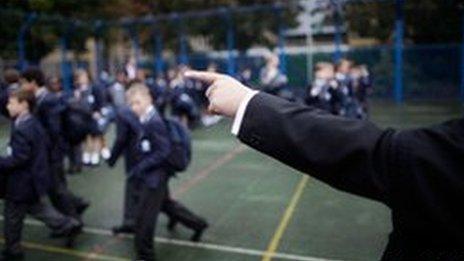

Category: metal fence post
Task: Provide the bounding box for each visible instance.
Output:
[18,13,36,71]
[394,0,404,104]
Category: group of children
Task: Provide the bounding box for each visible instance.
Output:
[0,55,372,260]
[305,59,373,119]
[0,66,209,261]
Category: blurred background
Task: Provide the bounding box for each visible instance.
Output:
[0,1,463,261]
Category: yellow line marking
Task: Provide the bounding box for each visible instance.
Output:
[262,175,309,261]
[0,238,129,261]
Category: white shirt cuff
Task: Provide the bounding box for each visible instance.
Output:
[231,90,259,136]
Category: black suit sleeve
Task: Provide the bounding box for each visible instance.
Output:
[0,130,31,171]
[237,92,395,203]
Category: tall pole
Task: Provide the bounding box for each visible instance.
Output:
[394,0,404,104]
[225,9,236,76]
[60,25,72,93]
[18,13,36,71]
[94,20,103,84]
[153,26,164,76]
[460,5,464,103]
[127,24,141,68]
[277,7,287,74]
[332,0,342,63]
[177,16,188,65]
[305,0,314,86]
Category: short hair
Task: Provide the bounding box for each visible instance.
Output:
[335,59,353,70]
[126,83,152,101]
[314,62,334,72]
[10,89,36,112]
[4,69,20,84]
[21,67,45,87]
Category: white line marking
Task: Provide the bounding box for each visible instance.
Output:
[0,217,342,261]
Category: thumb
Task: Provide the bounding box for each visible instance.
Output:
[184,70,222,84]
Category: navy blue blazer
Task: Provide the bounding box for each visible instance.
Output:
[109,107,170,188]
[35,89,66,163]
[0,115,51,203]
[133,110,171,188]
[108,106,140,173]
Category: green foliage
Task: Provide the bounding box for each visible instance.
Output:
[345,0,462,44]
[0,0,299,62]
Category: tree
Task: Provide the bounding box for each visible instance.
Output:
[345,0,462,44]
[0,0,299,62]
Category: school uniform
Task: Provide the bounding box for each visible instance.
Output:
[108,106,141,229]
[130,106,171,260]
[109,107,208,241]
[0,113,80,258]
[35,88,88,218]
[108,81,126,108]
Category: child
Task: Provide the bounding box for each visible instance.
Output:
[108,88,208,243]
[111,83,171,261]
[73,69,108,166]
[0,89,82,260]
[21,67,90,220]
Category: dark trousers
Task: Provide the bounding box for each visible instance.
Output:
[161,187,208,231]
[68,144,82,170]
[134,179,166,261]
[122,178,207,231]
[3,199,75,255]
[122,178,141,227]
[48,162,85,218]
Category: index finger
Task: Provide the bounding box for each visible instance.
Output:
[184,70,222,84]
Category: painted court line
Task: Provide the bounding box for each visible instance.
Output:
[0,238,128,261]
[2,217,341,261]
[173,144,247,198]
[262,175,310,261]
[86,144,246,259]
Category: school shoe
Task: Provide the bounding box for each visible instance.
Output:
[0,251,24,261]
[65,222,84,248]
[90,153,100,166]
[111,225,134,235]
[82,152,91,166]
[191,222,209,242]
[50,219,83,247]
[167,218,178,232]
[100,148,111,160]
[76,200,91,216]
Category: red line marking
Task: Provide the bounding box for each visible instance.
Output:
[173,145,246,198]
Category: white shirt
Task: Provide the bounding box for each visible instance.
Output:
[231,90,259,136]
[140,105,156,124]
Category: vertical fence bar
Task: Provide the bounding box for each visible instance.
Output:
[18,13,36,71]
[177,16,189,65]
[225,9,236,76]
[277,7,287,74]
[332,1,342,63]
[128,24,141,68]
[153,26,164,75]
[394,0,404,104]
[460,7,464,103]
[94,20,103,84]
[60,29,71,93]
